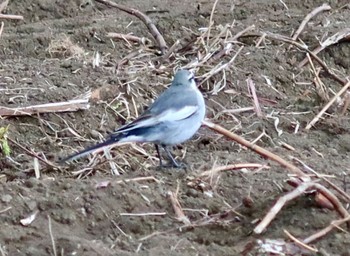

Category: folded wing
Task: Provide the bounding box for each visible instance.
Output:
[114,105,198,135]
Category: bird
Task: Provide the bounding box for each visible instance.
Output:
[60,69,206,168]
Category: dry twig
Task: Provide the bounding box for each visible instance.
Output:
[0,13,23,20]
[292,157,350,203]
[284,229,318,253]
[0,21,4,38]
[48,215,57,256]
[0,98,90,117]
[198,45,244,86]
[206,0,219,45]
[139,209,240,241]
[306,80,350,129]
[160,39,180,61]
[167,183,190,225]
[341,91,350,115]
[247,77,263,118]
[0,0,9,13]
[299,28,350,68]
[291,3,331,41]
[303,215,350,244]
[200,163,268,177]
[94,0,167,54]
[202,120,309,179]
[7,137,60,169]
[107,32,151,45]
[254,182,350,234]
[0,0,23,20]
[202,120,350,238]
[265,33,348,86]
[208,25,255,64]
[95,176,161,188]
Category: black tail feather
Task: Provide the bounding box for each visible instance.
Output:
[59,137,120,163]
[59,126,154,164]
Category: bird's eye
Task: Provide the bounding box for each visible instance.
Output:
[188,74,195,81]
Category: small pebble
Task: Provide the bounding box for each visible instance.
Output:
[1,194,13,203]
[90,129,101,139]
[328,148,338,156]
[186,188,199,198]
[26,201,38,211]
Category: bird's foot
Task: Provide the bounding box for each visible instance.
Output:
[157,161,187,170]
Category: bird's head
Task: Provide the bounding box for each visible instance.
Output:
[172,69,196,88]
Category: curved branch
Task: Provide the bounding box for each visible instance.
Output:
[94,0,167,54]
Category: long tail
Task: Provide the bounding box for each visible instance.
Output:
[60,137,120,163]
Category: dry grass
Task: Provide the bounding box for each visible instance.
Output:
[47,34,86,59]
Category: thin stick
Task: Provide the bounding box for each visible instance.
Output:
[0,206,12,214]
[139,208,246,242]
[284,230,318,252]
[312,182,350,221]
[48,215,57,256]
[207,42,233,64]
[292,157,350,202]
[341,91,350,115]
[121,176,160,183]
[115,49,143,70]
[247,77,263,117]
[206,0,220,45]
[303,215,350,244]
[120,212,166,216]
[230,24,255,42]
[0,98,90,117]
[306,50,347,86]
[199,45,244,86]
[265,33,348,86]
[254,182,350,234]
[0,21,4,38]
[0,13,23,20]
[254,182,311,234]
[94,0,167,54]
[0,244,5,256]
[292,4,331,41]
[0,0,9,13]
[95,176,161,189]
[200,163,268,177]
[255,32,266,47]
[167,185,190,225]
[202,120,309,179]
[306,81,350,129]
[107,32,151,45]
[161,39,180,60]
[299,28,350,68]
[7,137,60,169]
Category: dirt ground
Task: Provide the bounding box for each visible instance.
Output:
[1,0,350,255]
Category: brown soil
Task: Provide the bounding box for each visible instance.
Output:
[1,0,350,255]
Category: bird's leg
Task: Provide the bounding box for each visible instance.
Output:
[162,145,185,168]
[154,144,163,167]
